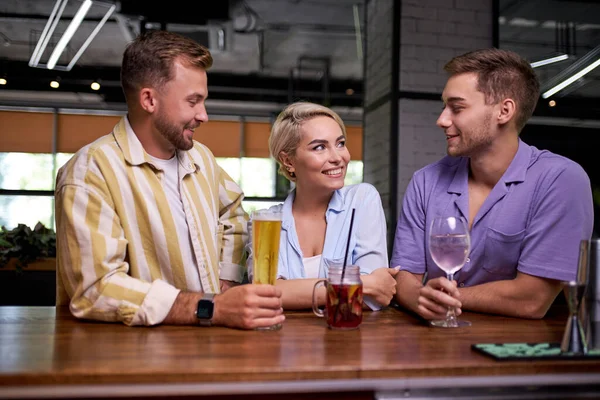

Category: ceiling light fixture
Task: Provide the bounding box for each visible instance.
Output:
[50,80,60,89]
[91,81,100,90]
[47,0,93,70]
[541,44,600,99]
[29,0,68,68]
[0,78,7,85]
[530,54,569,68]
[542,58,600,98]
[29,0,116,71]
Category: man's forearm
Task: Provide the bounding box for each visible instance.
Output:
[163,291,204,325]
[460,274,562,319]
[394,271,424,315]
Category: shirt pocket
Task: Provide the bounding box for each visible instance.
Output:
[482,227,525,277]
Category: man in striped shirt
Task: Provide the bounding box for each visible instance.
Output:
[55,30,284,329]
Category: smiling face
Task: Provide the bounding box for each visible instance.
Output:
[437,72,498,158]
[286,116,350,193]
[152,60,209,153]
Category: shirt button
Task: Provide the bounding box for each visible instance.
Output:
[466,258,470,263]
[459,283,465,287]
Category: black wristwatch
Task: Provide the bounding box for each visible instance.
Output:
[196,293,216,326]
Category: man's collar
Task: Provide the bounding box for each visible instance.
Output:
[113,116,147,166]
[447,139,531,194]
[499,138,531,184]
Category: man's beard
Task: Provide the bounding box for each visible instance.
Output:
[154,110,196,151]
[449,112,493,157]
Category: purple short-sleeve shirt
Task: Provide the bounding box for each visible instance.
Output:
[390,140,594,285]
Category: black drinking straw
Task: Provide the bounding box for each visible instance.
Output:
[334,208,356,323]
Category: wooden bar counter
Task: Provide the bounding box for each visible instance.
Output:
[1,305,599,399]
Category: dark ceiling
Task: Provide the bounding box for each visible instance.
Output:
[0,0,599,120]
[0,0,364,111]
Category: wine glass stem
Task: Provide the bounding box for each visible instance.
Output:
[446,272,458,327]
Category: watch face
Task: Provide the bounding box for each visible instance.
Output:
[197,298,214,320]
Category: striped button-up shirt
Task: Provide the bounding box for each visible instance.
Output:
[55,117,248,326]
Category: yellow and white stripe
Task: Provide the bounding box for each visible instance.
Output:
[55,117,248,326]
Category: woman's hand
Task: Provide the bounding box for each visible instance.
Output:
[361,268,399,306]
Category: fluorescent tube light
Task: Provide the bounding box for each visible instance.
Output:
[29,0,68,67]
[66,3,115,70]
[531,54,569,68]
[47,0,93,70]
[542,57,600,98]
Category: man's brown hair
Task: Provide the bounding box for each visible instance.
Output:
[444,48,539,132]
[120,30,213,103]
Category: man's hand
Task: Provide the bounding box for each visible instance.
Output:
[211,284,285,329]
[362,268,399,306]
[220,279,239,293]
[417,277,462,320]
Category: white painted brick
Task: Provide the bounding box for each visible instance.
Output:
[400,99,438,113]
[456,22,491,38]
[400,57,438,73]
[401,18,417,34]
[454,0,491,11]
[402,5,438,20]
[402,0,428,5]
[401,44,417,58]
[437,34,489,50]
[414,46,457,62]
[476,10,493,25]
[400,81,443,93]
[417,19,456,35]
[404,71,447,88]
[400,111,438,127]
[400,31,439,46]
[407,0,454,8]
[437,59,451,73]
[438,9,475,23]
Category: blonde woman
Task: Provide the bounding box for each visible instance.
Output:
[248,102,398,310]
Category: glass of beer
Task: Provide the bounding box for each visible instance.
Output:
[312,265,363,330]
[251,209,283,330]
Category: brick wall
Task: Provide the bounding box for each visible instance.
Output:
[363,0,394,230]
[396,0,493,212]
[363,0,493,247]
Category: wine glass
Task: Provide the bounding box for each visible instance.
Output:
[428,216,471,328]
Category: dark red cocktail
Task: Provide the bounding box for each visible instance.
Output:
[326,282,363,329]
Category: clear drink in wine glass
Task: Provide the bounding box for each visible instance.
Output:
[428,216,471,328]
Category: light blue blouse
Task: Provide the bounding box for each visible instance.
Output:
[247,183,389,308]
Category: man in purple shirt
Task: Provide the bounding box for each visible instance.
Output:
[392,48,594,320]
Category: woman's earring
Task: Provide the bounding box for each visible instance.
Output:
[286,167,295,178]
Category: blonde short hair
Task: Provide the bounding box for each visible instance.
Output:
[269,102,347,182]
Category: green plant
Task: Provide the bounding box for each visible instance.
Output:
[0,222,56,272]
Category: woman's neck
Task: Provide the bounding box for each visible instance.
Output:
[292,185,334,217]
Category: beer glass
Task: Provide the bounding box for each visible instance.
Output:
[312,265,363,330]
[251,209,283,330]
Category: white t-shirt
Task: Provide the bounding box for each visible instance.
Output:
[147,153,202,292]
[302,254,322,279]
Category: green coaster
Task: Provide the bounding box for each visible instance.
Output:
[472,342,600,361]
